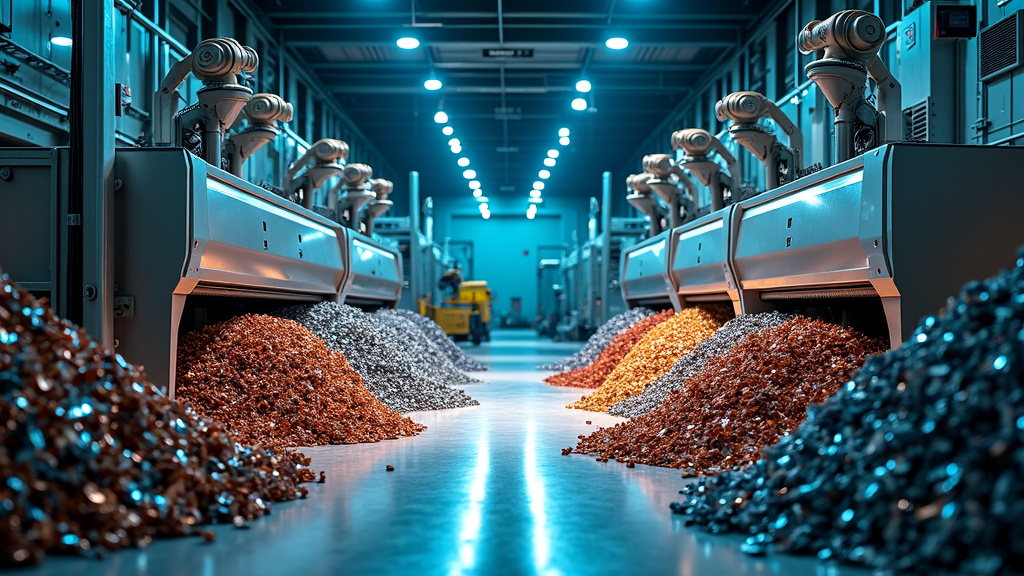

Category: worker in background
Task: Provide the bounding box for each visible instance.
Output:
[439,263,463,298]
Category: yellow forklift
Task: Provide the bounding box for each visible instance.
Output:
[420,280,493,345]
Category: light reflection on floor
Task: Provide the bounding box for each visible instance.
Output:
[21,330,869,576]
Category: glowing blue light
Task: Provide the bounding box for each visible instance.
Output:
[994,355,1008,370]
[841,509,854,522]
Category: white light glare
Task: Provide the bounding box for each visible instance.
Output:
[458,157,470,167]
[482,212,491,219]
[529,189,542,198]
[527,211,536,220]
[529,197,543,204]
[533,181,545,190]
[473,189,483,198]
[396,37,420,49]
[477,196,489,203]
[451,145,462,154]
[547,149,560,158]
[424,78,443,91]
[448,138,460,147]
[434,111,448,124]
[575,79,592,93]
[605,37,629,50]
[538,170,550,179]
[469,180,481,189]
[559,136,570,146]
[51,36,73,47]
[543,158,556,167]
[479,203,489,211]
[442,126,454,136]
[558,128,570,137]
[571,98,587,111]
[463,169,477,179]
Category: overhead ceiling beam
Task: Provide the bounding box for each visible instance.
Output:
[310,62,709,72]
[329,85,694,94]
[265,11,756,23]
[282,26,739,47]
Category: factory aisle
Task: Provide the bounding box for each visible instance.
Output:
[26,330,868,576]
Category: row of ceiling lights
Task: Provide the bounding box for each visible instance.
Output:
[433,110,491,218]
[396,35,629,92]
[527,128,570,220]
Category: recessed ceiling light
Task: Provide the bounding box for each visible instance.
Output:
[547,149,559,158]
[527,211,536,220]
[469,180,481,189]
[530,189,542,198]
[473,189,483,198]
[434,111,448,124]
[448,138,460,147]
[605,37,629,50]
[533,181,545,190]
[571,98,588,111]
[458,157,470,167]
[396,37,420,49]
[558,128,570,137]
[538,169,550,179]
[463,169,477,179]
[451,145,462,153]
[559,136,570,146]
[543,158,556,167]
[51,36,73,47]
[424,78,443,91]
[529,197,543,204]
[479,203,489,211]
[442,126,454,136]
[478,196,489,203]
[482,212,491,219]
[575,79,592,93]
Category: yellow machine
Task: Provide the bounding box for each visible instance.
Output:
[420,280,493,345]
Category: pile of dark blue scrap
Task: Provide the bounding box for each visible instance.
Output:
[672,247,1024,575]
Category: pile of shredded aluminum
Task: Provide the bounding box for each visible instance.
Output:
[372,309,481,386]
[672,248,1024,574]
[277,302,478,413]
[383,308,488,371]
[609,312,792,418]
[538,308,655,371]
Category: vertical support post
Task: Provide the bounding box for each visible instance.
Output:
[408,171,421,308]
[78,0,117,347]
[600,170,612,324]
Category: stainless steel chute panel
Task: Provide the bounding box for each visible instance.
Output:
[669,208,739,313]
[114,148,349,395]
[729,143,1024,347]
[620,230,680,311]
[340,231,402,308]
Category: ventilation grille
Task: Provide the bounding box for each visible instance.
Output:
[904,99,929,142]
[980,11,1023,81]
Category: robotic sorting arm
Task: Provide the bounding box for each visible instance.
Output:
[155,37,259,167]
[715,91,803,190]
[797,10,902,162]
[363,178,395,236]
[626,173,668,237]
[642,153,698,228]
[671,128,739,212]
[331,163,377,229]
[224,93,293,178]
[283,138,349,210]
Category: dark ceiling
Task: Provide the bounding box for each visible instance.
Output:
[252,0,773,209]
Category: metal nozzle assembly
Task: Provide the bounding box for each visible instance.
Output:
[363,178,395,236]
[224,93,294,178]
[641,153,698,228]
[283,138,349,209]
[716,91,803,190]
[156,37,260,167]
[626,173,667,237]
[332,163,377,230]
[671,128,739,212]
[797,10,902,162]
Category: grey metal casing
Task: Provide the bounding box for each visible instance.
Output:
[620,230,680,311]
[670,208,741,314]
[730,143,1024,346]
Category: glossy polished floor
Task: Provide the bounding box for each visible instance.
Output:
[23,330,869,576]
